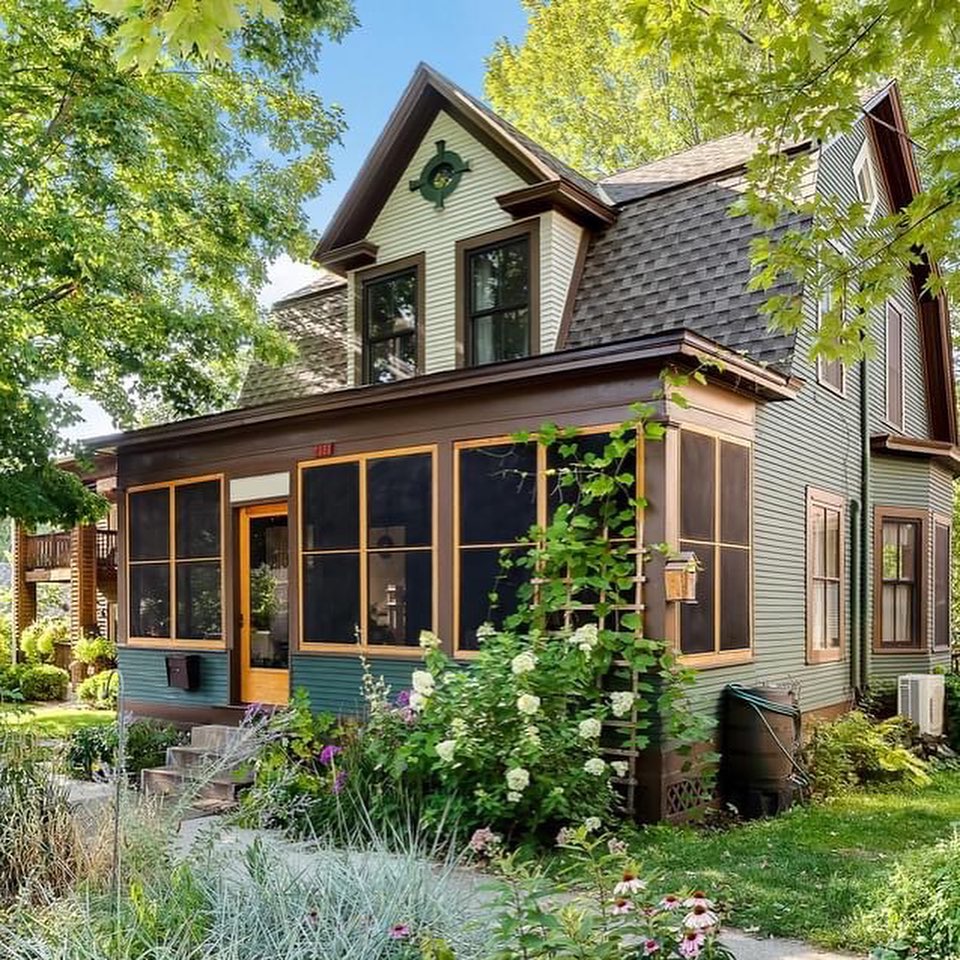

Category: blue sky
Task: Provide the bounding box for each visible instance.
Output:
[73,0,529,438]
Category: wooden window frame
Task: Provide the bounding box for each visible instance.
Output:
[933,512,951,651]
[873,506,928,654]
[853,139,879,220]
[815,285,845,396]
[806,487,845,664]
[885,302,904,431]
[354,253,426,386]
[455,219,540,369]
[453,426,642,658]
[297,445,437,657]
[677,426,754,668]
[125,474,225,649]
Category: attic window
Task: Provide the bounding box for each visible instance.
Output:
[853,140,879,219]
[359,256,422,385]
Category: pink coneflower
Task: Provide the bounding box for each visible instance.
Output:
[642,940,660,956]
[683,891,715,910]
[388,924,411,940]
[611,897,633,915]
[678,930,705,958]
[659,894,682,911]
[613,869,646,896]
[684,904,719,932]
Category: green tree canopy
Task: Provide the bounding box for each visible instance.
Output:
[485,0,739,177]
[0,0,354,526]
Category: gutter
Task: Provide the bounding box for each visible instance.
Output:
[857,353,871,693]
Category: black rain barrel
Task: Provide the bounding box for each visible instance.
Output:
[721,684,800,818]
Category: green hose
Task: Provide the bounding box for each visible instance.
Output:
[726,683,810,790]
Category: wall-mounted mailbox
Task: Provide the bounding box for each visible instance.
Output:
[165,654,201,691]
[664,551,699,604]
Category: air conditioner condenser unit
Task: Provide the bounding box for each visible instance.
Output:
[897,673,945,737]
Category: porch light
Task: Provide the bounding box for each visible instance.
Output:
[664,551,699,604]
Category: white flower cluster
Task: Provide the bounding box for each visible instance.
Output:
[436,739,457,763]
[506,767,530,800]
[568,623,599,654]
[578,717,602,740]
[418,630,441,651]
[583,757,606,776]
[410,670,434,711]
[516,693,541,716]
[510,651,537,675]
[611,760,629,778]
[609,690,635,717]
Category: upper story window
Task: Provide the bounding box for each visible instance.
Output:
[816,284,845,394]
[360,255,423,384]
[854,140,879,219]
[678,428,752,661]
[885,302,904,430]
[457,221,539,367]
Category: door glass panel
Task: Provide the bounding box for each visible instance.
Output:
[248,515,289,669]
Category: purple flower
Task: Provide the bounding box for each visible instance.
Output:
[394,690,411,708]
[388,923,410,940]
[319,744,342,766]
[332,769,348,795]
[243,702,264,723]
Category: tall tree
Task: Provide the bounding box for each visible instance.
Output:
[629,1,960,360]
[485,0,740,177]
[0,0,355,526]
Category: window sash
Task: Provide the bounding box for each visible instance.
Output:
[876,515,924,650]
[934,519,951,650]
[126,477,223,645]
[466,237,532,365]
[362,266,419,384]
[807,490,844,661]
[299,448,435,650]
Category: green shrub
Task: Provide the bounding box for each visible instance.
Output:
[66,718,183,781]
[861,677,898,720]
[0,614,12,668]
[805,710,930,796]
[76,669,119,708]
[1,662,70,701]
[73,633,116,666]
[19,616,68,663]
[942,672,960,753]
[869,833,960,959]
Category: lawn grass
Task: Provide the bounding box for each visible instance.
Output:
[0,702,115,738]
[629,769,960,950]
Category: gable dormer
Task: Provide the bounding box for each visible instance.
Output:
[312,64,615,386]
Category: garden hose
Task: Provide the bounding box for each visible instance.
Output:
[726,683,811,790]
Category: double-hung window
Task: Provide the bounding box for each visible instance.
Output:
[361,258,422,384]
[875,509,925,650]
[934,516,951,650]
[300,449,434,649]
[127,477,223,644]
[816,285,845,394]
[807,488,844,663]
[678,429,752,660]
[458,223,538,367]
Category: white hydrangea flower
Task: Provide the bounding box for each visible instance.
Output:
[411,670,435,695]
[436,739,457,763]
[506,791,522,802]
[583,757,606,776]
[506,767,530,792]
[609,691,635,717]
[578,717,602,740]
[418,630,441,650]
[409,692,427,712]
[451,717,469,738]
[475,623,497,642]
[584,816,602,833]
[516,693,541,716]
[523,724,541,746]
[510,651,537,675]
[611,760,629,778]
[569,623,599,653]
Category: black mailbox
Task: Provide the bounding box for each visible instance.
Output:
[165,654,201,691]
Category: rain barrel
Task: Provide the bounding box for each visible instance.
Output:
[720,684,800,818]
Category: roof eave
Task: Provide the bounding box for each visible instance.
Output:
[871,433,960,476]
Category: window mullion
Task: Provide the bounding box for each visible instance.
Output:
[359,456,368,647]
[169,485,176,641]
[714,436,721,654]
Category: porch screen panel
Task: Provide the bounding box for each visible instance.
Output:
[174,479,222,640]
[300,452,433,647]
[457,441,537,651]
[679,430,752,657]
[129,488,170,639]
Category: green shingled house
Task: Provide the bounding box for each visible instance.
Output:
[88,65,956,818]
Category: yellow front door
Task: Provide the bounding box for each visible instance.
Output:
[239,503,290,706]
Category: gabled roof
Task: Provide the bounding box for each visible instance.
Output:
[311,63,615,267]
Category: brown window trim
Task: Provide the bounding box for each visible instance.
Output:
[124,474,226,650]
[885,301,904,431]
[676,426,754,667]
[455,218,540,369]
[296,445,438,656]
[933,512,951,651]
[806,487,845,664]
[815,288,846,397]
[353,252,426,386]
[873,505,928,654]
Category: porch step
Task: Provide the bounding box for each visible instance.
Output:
[165,745,227,772]
[189,724,246,752]
[141,766,254,803]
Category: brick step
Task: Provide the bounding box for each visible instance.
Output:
[141,765,254,802]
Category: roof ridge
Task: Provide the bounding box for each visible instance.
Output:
[601,132,756,184]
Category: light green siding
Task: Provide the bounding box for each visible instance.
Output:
[291,655,415,715]
[117,647,229,706]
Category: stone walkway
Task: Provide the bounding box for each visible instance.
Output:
[176,816,859,960]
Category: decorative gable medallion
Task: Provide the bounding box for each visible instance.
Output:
[409,140,470,209]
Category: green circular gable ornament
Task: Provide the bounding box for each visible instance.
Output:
[409,140,471,209]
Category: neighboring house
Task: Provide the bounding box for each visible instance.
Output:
[89,65,956,820]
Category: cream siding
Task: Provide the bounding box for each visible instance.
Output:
[540,211,584,351]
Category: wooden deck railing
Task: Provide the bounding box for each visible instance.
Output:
[23,532,72,570]
[96,530,117,569]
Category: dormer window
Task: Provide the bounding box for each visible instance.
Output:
[853,140,879,219]
[360,255,423,384]
[457,221,539,367]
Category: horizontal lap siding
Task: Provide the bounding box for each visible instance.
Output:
[117,647,229,706]
[291,655,416,716]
